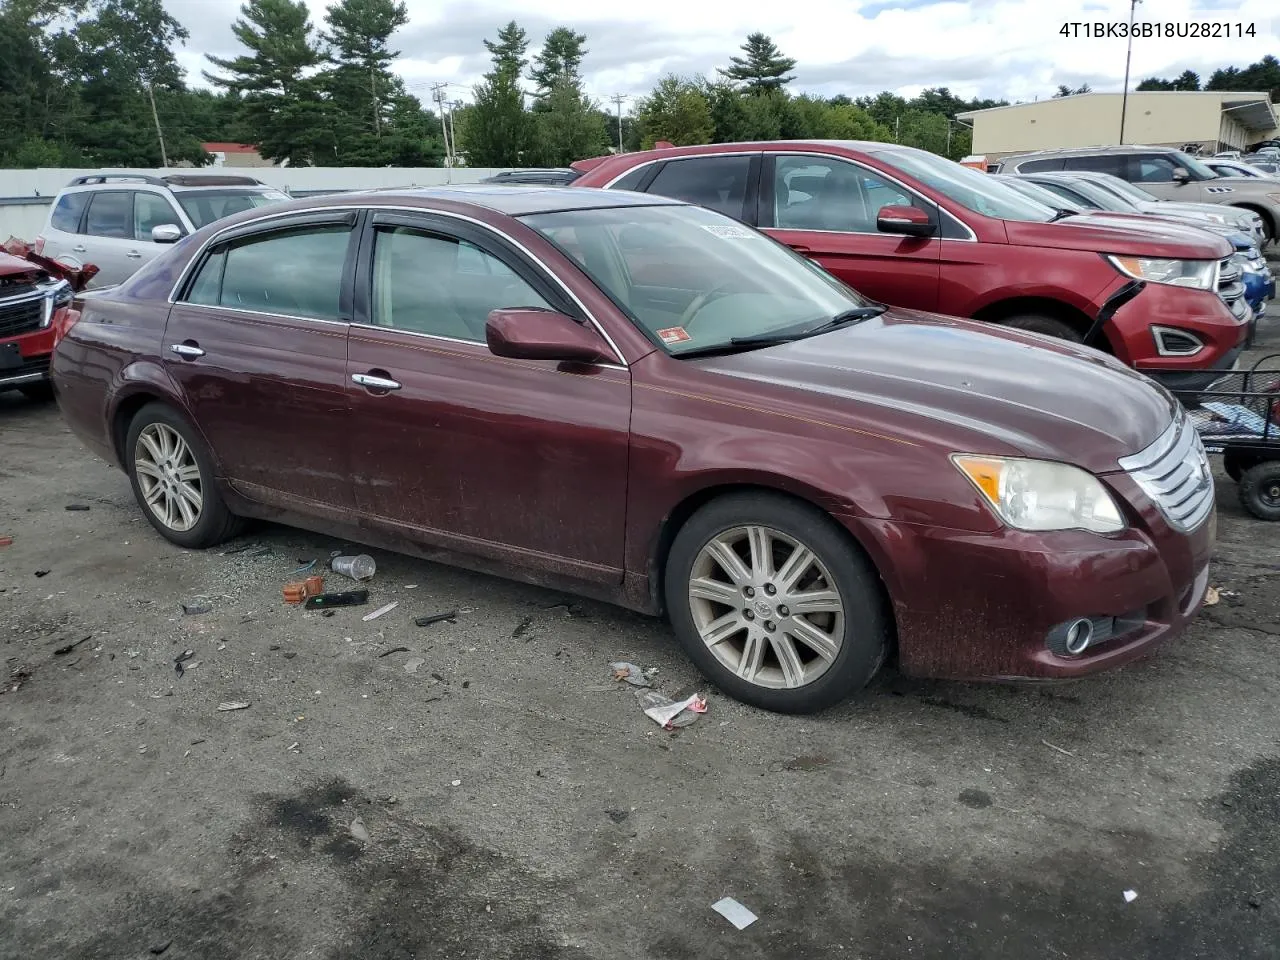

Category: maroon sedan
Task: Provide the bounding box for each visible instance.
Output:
[51,186,1216,713]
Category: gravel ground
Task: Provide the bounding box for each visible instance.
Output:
[2,322,1279,960]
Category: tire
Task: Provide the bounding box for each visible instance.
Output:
[998,314,1083,342]
[19,381,54,402]
[663,492,891,714]
[125,402,243,548]
[1223,451,1261,483]
[1238,461,1280,522]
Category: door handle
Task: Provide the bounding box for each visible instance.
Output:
[72,245,87,253]
[352,372,402,391]
[126,250,142,258]
[170,343,205,359]
[789,244,812,254]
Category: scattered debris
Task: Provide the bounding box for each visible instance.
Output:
[149,940,173,955]
[636,690,707,729]
[4,665,33,695]
[174,649,195,677]
[349,818,371,843]
[246,546,272,558]
[220,542,258,555]
[1042,739,1076,757]
[284,651,297,659]
[450,779,462,787]
[610,662,657,688]
[293,559,317,574]
[1123,889,1138,903]
[0,535,12,548]
[377,646,410,658]
[403,658,425,674]
[711,897,758,930]
[415,609,458,627]
[782,755,830,772]
[606,809,630,823]
[283,576,325,605]
[304,589,369,610]
[431,671,445,682]
[404,584,419,589]
[182,601,212,616]
[1205,586,1221,607]
[217,702,250,712]
[287,742,300,752]
[331,553,376,581]
[362,601,399,622]
[511,616,534,639]
[53,635,92,656]
[64,504,91,512]
[34,569,50,578]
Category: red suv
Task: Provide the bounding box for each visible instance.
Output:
[572,142,1248,391]
[0,241,94,399]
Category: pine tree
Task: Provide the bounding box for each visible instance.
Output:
[205,0,329,165]
[635,75,713,148]
[717,33,796,93]
[532,78,609,165]
[321,0,408,138]
[462,21,534,167]
[529,27,586,102]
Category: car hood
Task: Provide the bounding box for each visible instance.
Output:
[1137,200,1255,222]
[1003,214,1231,259]
[0,251,43,280]
[1073,210,1241,242]
[692,310,1177,474]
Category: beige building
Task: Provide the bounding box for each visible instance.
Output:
[956,91,1278,161]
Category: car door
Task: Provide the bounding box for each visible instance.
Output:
[132,189,186,258]
[77,191,143,285]
[1125,153,1205,202]
[163,211,359,514]
[759,153,942,311]
[344,210,631,583]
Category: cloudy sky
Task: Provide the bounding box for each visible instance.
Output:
[169,0,1276,108]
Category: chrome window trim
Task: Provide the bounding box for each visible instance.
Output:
[348,321,628,372]
[166,204,629,368]
[171,301,350,326]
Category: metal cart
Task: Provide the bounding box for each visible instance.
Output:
[1170,354,1280,521]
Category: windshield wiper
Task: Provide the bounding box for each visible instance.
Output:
[1048,208,1078,222]
[674,305,887,359]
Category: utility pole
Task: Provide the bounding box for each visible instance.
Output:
[430,82,453,166]
[1119,0,1142,144]
[894,115,900,143]
[610,94,628,153]
[449,100,462,162]
[147,83,169,168]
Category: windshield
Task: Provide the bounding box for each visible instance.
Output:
[521,204,871,356]
[869,149,1057,222]
[1090,175,1159,204]
[1054,178,1139,212]
[177,189,290,229]
[999,177,1085,211]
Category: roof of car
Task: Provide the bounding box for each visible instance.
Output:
[350,183,684,217]
[1001,145,1178,160]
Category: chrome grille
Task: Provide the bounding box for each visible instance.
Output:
[1118,413,1215,533]
[1217,257,1244,312]
[0,291,44,339]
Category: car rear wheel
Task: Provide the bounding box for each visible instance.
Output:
[999,314,1083,342]
[125,403,243,548]
[664,492,890,714]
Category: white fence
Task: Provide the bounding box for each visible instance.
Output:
[0,166,511,243]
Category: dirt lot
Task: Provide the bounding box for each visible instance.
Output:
[3,329,1280,960]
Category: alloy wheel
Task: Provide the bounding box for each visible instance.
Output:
[688,524,845,689]
[134,423,204,532]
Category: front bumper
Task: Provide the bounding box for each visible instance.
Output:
[845,484,1215,681]
[1110,282,1247,378]
[0,325,56,389]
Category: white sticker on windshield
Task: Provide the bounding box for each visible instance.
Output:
[262,191,289,200]
[701,223,755,239]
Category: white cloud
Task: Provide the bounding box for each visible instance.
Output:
[169,0,1276,108]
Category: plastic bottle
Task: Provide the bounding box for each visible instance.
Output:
[331,554,376,581]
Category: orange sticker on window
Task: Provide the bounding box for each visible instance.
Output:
[657,326,691,344]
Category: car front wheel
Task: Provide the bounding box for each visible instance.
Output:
[125,403,243,548]
[664,492,891,714]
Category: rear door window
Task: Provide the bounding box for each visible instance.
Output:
[83,191,134,239]
[50,192,90,233]
[772,155,934,234]
[182,225,352,320]
[643,156,753,219]
[1061,155,1127,177]
[1012,158,1066,172]
[1132,155,1179,183]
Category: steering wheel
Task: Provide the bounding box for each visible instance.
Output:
[676,281,736,330]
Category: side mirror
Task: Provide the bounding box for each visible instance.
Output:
[486,307,614,365]
[151,224,183,244]
[876,204,937,238]
[1171,166,1191,184]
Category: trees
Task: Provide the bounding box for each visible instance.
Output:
[635,75,713,148]
[1053,83,1091,98]
[718,32,796,93]
[321,0,408,137]
[460,20,533,167]
[530,27,587,102]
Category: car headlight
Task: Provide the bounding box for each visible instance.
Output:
[952,455,1125,534]
[1108,255,1216,290]
[1198,212,1228,224]
[39,279,73,328]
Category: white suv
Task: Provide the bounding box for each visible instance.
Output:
[36,173,290,287]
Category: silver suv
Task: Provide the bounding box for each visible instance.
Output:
[994,146,1280,245]
[37,173,290,287]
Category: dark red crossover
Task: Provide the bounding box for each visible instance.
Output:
[51,187,1216,713]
